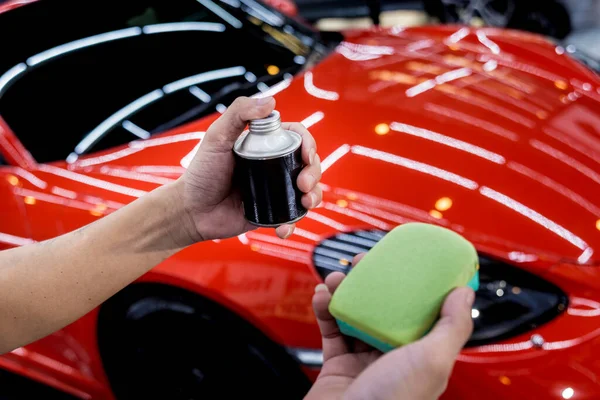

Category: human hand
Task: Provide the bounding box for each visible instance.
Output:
[173,96,322,244]
[306,253,475,400]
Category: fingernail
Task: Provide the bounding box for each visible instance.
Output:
[256,96,274,105]
[309,148,316,164]
[284,225,293,239]
[315,283,329,293]
[310,192,318,208]
[465,289,475,308]
[307,173,316,189]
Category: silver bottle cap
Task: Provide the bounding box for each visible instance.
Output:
[233,110,302,160]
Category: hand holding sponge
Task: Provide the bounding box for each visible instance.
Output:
[328,223,479,352]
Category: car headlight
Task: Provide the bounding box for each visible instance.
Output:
[313,229,568,346]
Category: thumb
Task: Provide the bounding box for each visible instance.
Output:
[202,96,276,152]
[420,287,474,361]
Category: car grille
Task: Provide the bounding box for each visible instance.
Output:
[312,229,568,346]
[312,229,387,278]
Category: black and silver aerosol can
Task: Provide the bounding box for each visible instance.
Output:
[233,110,307,226]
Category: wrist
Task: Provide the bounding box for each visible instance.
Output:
[159,179,204,248]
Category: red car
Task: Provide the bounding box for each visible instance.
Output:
[1,0,600,399]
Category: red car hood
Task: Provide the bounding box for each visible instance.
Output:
[65,26,600,265]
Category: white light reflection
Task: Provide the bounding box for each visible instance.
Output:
[321,144,350,173]
[74,147,142,167]
[405,80,436,98]
[252,78,291,98]
[471,309,480,318]
[0,232,34,246]
[447,27,470,43]
[406,68,472,98]
[163,66,245,93]
[476,31,500,54]
[75,89,164,155]
[216,104,227,113]
[254,243,311,264]
[336,45,380,61]
[257,82,269,92]
[244,71,257,82]
[238,233,249,244]
[406,39,434,52]
[220,0,240,7]
[352,146,479,190]
[508,161,600,216]
[0,63,27,94]
[135,166,187,175]
[142,22,226,34]
[301,111,324,128]
[323,202,391,230]
[38,165,147,198]
[247,232,314,251]
[66,153,79,164]
[240,0,284,26]
[306,211,349,231]
[425,103,519,141]
[9,167,47,189]
[27,28,142,66]
[479,186,587,250]
[122,121,150,140]
[51,186,77,200]
[508,251,538,263]
[98,166,175,185]
[0,135,26,165]
[390,122,505,164]
[531,140,600,185]
[568,297,600,317]
[350,201,431,225]
[472,341,533,353]
[483,59,497,72]
[196,0,243,28]
[562,388,574,399]
[181,143,201,169]
[556,46,565,55]
[189,86,212,103]
[304,72,339,101]
[294,55,306,65]
[130,131,205,148]
[339,42,394,55]
[578,248,594,264]
[292,228,321,241]
[544,127,600,166]
[436,67,472,84]
[15,187,94,212]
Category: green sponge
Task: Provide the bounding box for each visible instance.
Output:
[328,223,479,352]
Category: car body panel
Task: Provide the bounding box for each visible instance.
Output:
[1,2,600,399]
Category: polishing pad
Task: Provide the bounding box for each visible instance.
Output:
[328,223,479,352]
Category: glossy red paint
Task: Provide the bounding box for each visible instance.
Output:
[263,0,298,17]
[1,10,600,400]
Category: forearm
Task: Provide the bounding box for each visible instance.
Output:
[0,179,192,354]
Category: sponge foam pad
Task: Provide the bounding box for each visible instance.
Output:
[328,223,479,352]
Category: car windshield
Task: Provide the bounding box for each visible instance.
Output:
[0,0,328,163]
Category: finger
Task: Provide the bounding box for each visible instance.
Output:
[275,224,294,239]
[324,271,346,294]
[352,252,366,266]
[203,96,276,152]
[420,287,475,361]
[297,154,321,193]
[352,338,377,354]
[282,122,317,164]
[301,183,323,210]
[313,283,349,360]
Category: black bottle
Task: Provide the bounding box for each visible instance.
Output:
[233,110,307,226]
